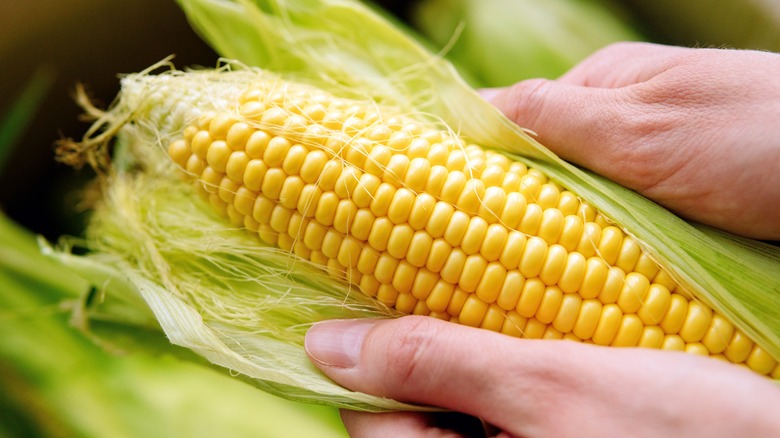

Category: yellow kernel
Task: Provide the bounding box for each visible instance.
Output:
[725,330,754,363]
[218,177,240,204]
[333,199,358,234]
[597,267,625,304]
[476,262,506,303]
[387,188,415,224]
[426,280,455,313]
[637,284,671,325]
[558,215,584,251]
[480,165,505,187]
[459,295,489,327]
[611,314,643,347]
[200,166,223,194]
[746,345,778,375]
[298,150,328,184]
[279,176,305,210]
[238,101,265,119]
[314,191,339,226]
[519,236,548,278]
[536,184,560,209]
[638,326,665,349]
[281,144,309,176]
[395,292,417,314]
[518,203,543,235]
[440,248,467,284]
[456,179,486,215]
[579,257,608,299]
[535,286,563,324]
[660,294,689,334]
[516,277,545,318]
[352,173,382,208]
[685,343,709,356]
[392,260,417,293]
[252,195,275,225]
[661,334,685,351]
[496,270,525,311]
[357,247,380,274]
[652,269,678,291]
[498,231,526,270]
[552,293,582,334]
[225,151,250,182]
[477,186,506,223]
[427,165,452,198]
[408,193,437,231]
[367,217,393,252]
[522,318,546,339]
[615,237,641,273]
[297,184,323,217]
[245,130,271,159]
[261,168,287,200]
[592,303,623,346]
[243,159,268,192]
[701,314,735,354]
[480,304,506,332]
[425,239,452,273]
[480,224,508,262]
[679,301,712,343]
[539,244,568,286]
[376,283,399,307]
[334,167,362,200]
[459,254,488,293]
[383,154,410,187]
[573,299,602,340]
[226,122,253,151]
[500,311,527,337]
[425,202,455,238]
[233,186,257,216]
[597,226,623,265]
[411,268,438,301]
[405,157,431,192]
[518,174,543,200]
[369,183,395,217]
[499,192,527,230]
[321,230,343,259]
[443,211,470,247]
[387,224,415,260]
[461,217,489,255]
[190,130,212,159]
[439,171,467,204]
[269,205,292,233]
[617,272,650,314]
[168,139,190,168]
[558,251,586,294]
[317,159,342,191]
[576,222,602,258]
[634,254,659,280]
[407,231,433,268]
[185,154,205,176]
[350,208,375,241]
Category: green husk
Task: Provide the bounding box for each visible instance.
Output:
[411,0,641,86]
[56,0,780,413]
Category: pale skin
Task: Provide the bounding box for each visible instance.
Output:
[305,43,780,437]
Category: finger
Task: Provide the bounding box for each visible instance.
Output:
[305,316,780,436]
[305,316,601,430]
[557,42,691,88]
[484,78,644,185]
[340,410,487,438]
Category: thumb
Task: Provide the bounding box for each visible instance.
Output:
[481,79,636,185]
[304,316,527,415]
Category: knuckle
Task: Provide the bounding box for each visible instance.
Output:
[383,316,442,386]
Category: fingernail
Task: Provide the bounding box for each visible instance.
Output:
[305,319,378,368]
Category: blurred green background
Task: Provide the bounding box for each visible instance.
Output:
[0,0,777,436]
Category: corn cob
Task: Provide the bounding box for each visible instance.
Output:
[166,77,779,378]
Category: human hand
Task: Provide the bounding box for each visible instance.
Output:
[481,42,780,240]
[305,316,780,437]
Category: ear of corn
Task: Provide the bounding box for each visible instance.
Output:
[54,0,780,412]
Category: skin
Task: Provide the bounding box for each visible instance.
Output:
[305,43,780,437]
